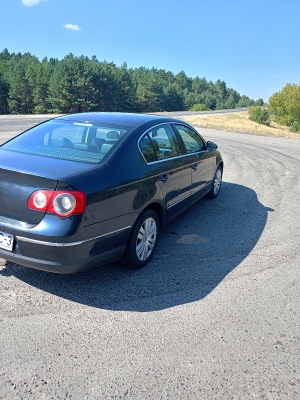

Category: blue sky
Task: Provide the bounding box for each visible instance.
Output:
[1,0,300,102]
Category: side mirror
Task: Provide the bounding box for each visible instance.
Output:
[206,141,218,151]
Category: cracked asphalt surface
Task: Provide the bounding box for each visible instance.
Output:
[0,115,299,399]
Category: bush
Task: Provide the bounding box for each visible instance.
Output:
[289,121,300,133]
[249,106,270,126]
[189,103,209,111]
[269,83,300,126]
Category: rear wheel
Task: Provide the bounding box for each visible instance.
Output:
[207,166,222,199]
[123,209,159,269]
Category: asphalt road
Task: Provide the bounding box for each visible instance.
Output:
[0,115,299,399]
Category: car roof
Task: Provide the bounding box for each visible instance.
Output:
[54,112,175,128]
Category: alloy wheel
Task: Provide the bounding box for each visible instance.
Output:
[213,168,222,194]
[136,217,157,261]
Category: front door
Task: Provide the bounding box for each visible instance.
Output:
[174,124,215,200]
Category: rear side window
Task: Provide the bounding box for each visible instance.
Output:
[139,134,157,163]
[2,120,132,164]
[139,124,182,163]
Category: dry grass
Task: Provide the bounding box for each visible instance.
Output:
[180,111,300,140]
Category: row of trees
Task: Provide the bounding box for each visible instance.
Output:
[0,48,262,115]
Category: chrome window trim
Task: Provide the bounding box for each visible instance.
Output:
[137,122,208,165]
[143,150,207,165]
[16,226,131,247]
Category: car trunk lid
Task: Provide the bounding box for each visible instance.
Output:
[0,168,57,225]
[0,149,96,225]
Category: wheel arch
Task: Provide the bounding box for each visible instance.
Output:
[142,202,165,230]
[218,161,224,172]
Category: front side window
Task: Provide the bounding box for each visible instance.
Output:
[175,124,205,154]
[2,120,132,164]
[140,124,182,163]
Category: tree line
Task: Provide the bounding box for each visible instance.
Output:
[0,48,262,115]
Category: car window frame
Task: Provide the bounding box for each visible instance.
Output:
[138,122,185,164]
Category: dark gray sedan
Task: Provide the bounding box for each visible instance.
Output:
[0,112,223,273]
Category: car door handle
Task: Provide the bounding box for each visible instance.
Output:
[191,164,198,171]
[158,174,170,183]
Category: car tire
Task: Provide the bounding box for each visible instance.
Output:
[207,165,222,199]
[123,209,159,269]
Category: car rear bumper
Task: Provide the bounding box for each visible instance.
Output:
[0,225,131,273]
[0,245,126,273]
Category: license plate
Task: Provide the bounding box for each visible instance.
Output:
[0,231,14,251]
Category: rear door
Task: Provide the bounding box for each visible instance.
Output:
[139,123,192,220]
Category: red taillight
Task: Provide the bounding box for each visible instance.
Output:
[28,190,86,217]
[28,190,53,211]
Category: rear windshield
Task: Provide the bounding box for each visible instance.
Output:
[1,120,132,164]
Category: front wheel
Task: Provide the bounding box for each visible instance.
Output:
[123,209,159,269]
[207,166,222,199]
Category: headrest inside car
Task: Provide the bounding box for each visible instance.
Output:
[107,131,120,140]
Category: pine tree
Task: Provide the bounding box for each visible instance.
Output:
[6,53,35,113]
[0,73,9,114]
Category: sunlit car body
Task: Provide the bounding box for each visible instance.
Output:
[0,113,223,273]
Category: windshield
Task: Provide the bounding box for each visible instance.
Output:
[1,120,132,164]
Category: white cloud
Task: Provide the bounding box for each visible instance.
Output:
[63,24,81,31]
[22,0,44,6]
